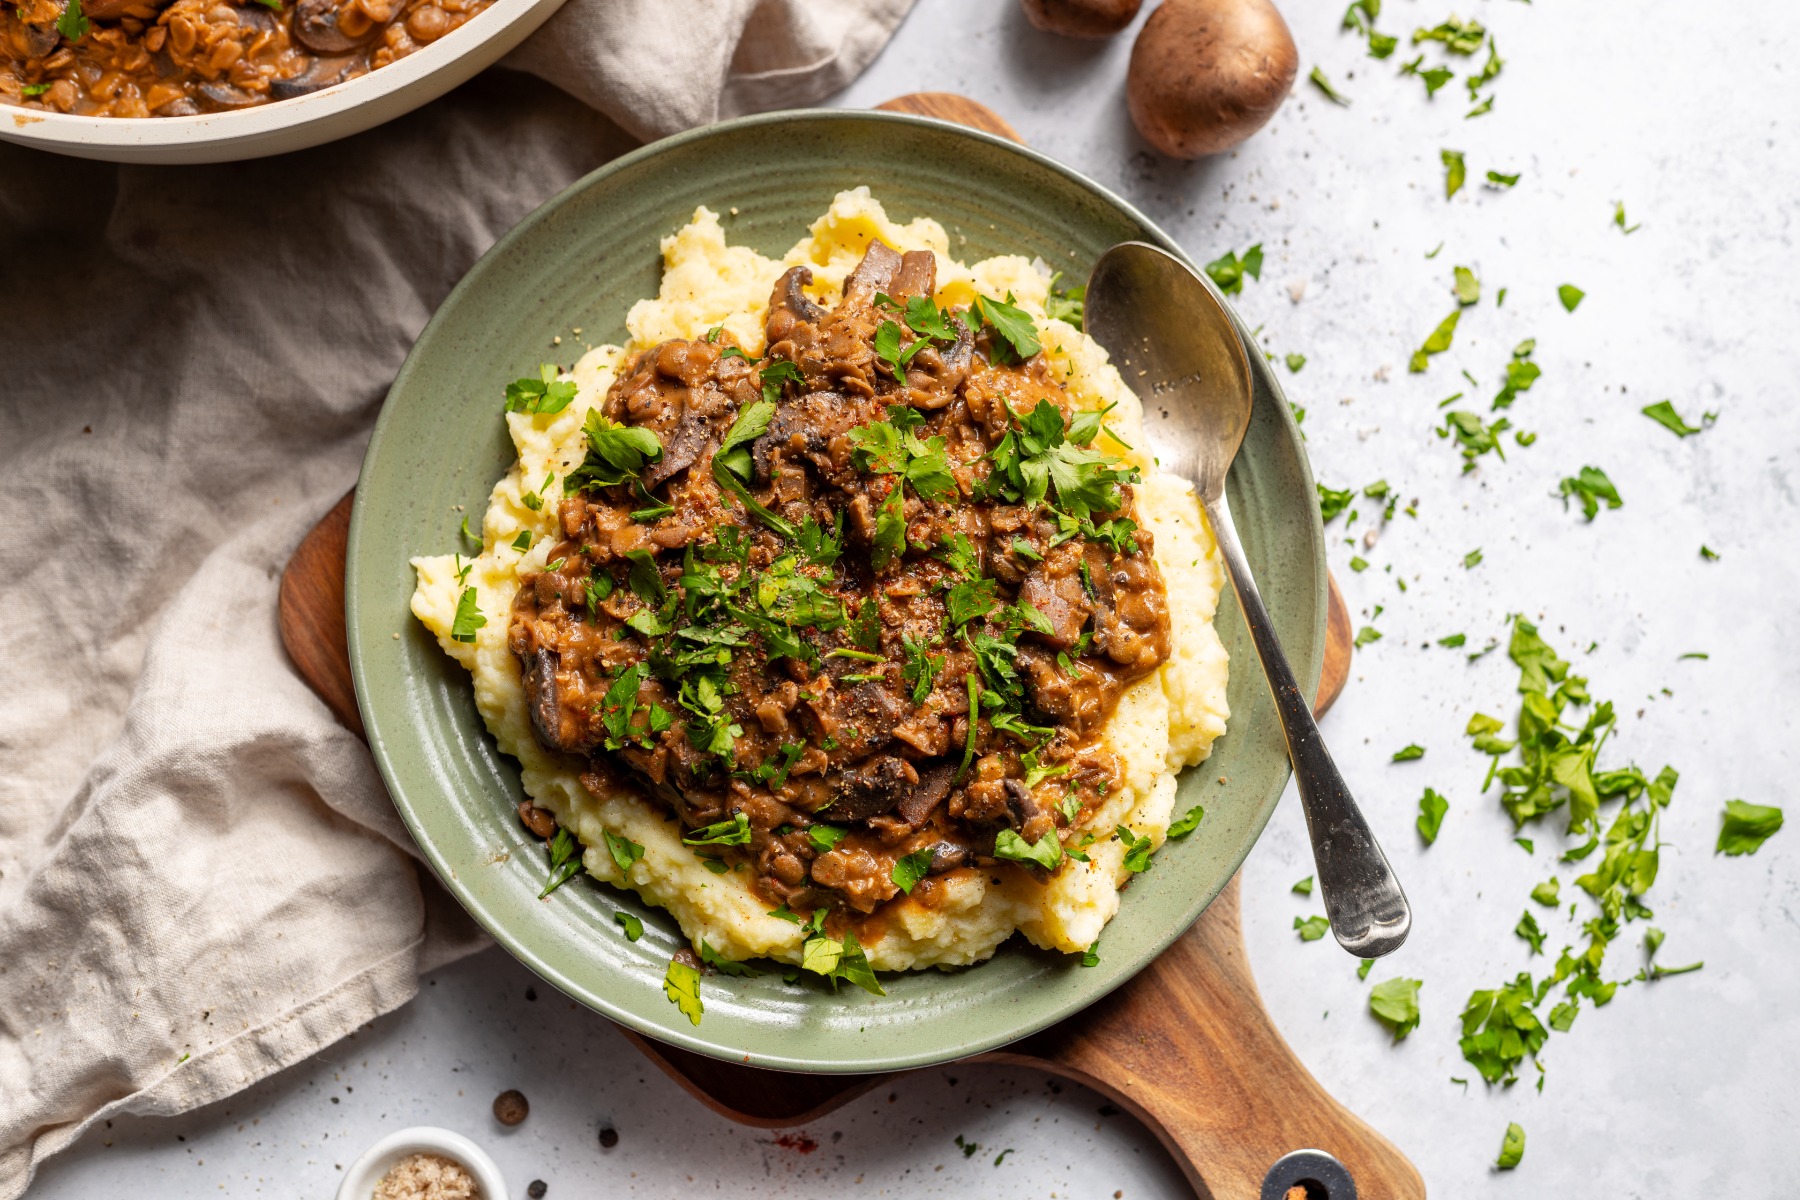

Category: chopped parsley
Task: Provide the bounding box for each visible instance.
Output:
[664,957,703,1025]
[1716,800,1783,856]
[1613,201,1643,234]
[1641,400,1711,437]
[1414,16,1485,53]
[1557,283,1585,312]
[891,848,935,894]
[995,828,1063,871]
[1463,548,1483,568]
[1453,265,1480,306]
[1045,272,1086,329]
[1441,149,1467,199]
[987,398,1138,521]
[450,587,486,643]
[1530,877,1561,907]
[1515,910,1547,955]
[614,911,644,941]
[710,398,794,537]
[504,363,578,415]
[1113,825,1153,873]
[1486,169,1520,188]
[604,831,645,875]
[1293,915,1330,942]
[850,405,959,503]
[1318,483,1354,522]
[1203,244,1263,295]
[1410,309,1461,372]
[1557,466,1622,521]
[1495,1123,1525,1171]
[1292,875,1314,895]
[1285,352,1307,373]
[1369,976,1423,1041]
[1168,804,1205,838]
[973,293,1041,363]
[568,410,662,490]
[55,0,87,40]
[1417,788,1448,844]
[683,812,751,846]
[1355,626,1382,648]
[1392,744,1426,762]
[1309,66,1350,105]
[510,530,532,551]
[538,827,584,898]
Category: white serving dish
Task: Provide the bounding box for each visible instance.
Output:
[0,0,564,164]
[336,1125,510,1200]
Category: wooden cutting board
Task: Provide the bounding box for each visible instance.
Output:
[279,94,1413,1200]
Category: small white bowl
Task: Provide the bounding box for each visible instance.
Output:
[0,0,563,165]
[336,1126,509,1200]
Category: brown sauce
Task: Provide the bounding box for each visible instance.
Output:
[0,0,491,117]
[511,241,1173,941]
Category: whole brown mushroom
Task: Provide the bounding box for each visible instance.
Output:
[1019,0,1142,38]
[1126,0,1298,158]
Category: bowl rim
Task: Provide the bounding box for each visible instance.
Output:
[346,106,1326,1073]
[0,0,557,156]
[335,1125,509,1200]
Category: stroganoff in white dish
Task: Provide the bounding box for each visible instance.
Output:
[411,189,1228,1001]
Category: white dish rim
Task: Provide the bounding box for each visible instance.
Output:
[335,1125,510,1200]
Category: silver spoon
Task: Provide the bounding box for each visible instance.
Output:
[1086,241,1412,958]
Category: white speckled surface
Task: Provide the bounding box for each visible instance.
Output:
[30,0,1799,1195]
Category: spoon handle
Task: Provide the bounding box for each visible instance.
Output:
[1201,495,1412,958]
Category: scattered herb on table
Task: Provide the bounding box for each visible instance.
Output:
[1496,1122,1526,1170]
[1558,466,1622,520]
[1294,915,1330,942]
[1292,875,1314,896]
[1417,788,1449,843]
[1370,977,1423,1041]
[1441,149,1467,198]
[1557,284,1585,312]
[1204,244,1264,295]
[1393,744,1426,762]
[1310,66,1351,105]
[1641,400,1711,437]
[1717,800,1783,856]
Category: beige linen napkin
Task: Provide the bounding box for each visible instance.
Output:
[0,3,909,1195]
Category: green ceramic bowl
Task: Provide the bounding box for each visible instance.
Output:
[346,110,1325,1074]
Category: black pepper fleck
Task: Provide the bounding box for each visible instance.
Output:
[527,1181,547,1198]
[598,1125,619,1149]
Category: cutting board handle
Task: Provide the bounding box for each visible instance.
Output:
[991,875,1420,1200]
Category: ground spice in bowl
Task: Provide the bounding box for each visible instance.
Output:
[372,1152,481,1200]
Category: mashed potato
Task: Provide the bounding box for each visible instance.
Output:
[411,189,1229,971]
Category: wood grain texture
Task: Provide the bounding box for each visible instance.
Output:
[1317,574,1351,718]
[875,92,1024,142]
[278,490,361,737]
[274,91,1414,1200]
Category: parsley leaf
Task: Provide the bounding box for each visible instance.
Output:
[1293,915,1330,942]
[1114,825,1153,873]
[1453,265,1480,306]
[1717,800,1783,856]
[1515,910,1547,955]
[700,940,760,977]
[1204,244,1264,295]
[1414,16,1484,53]
[1318,483,1354,522]
[873,320,929,375]
[683,812,751,847]
[1401,55,1455,97]
[808,824,847,854]
[1531,877,1561,906]
[973,293,1041,363]
[891,848,936,894]
[1496,1123,1525,1170]
[1309,66,1350,105]
[55,0,88,41]
[664,957,703,1025]
[450,587,486,643]
[871,482,907,572]
[1417,788,1449,843]
[614,911,644,941]
[568,410,663,491]
[1168,804,1205,838]
[1441,149,1467,199]
[604,831,645,875]
[538,827,584,898]
[1557,466,1622,520]
[504,363,578,415]
[1410,310,1461,372]
[1487,169,1520,187]
[1045,273,1086,329]
[710,399,794,538]
[1369,977,1423,1041]
[1393,744,1426,762]
[995,828,1063,871]
[1641,400,1709,437]
[1557,284,1585,312]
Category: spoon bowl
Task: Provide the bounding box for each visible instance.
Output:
[1088,242,1413,959]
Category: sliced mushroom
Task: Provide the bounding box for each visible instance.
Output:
[269,54,355,101]
[840,241,901,307]
[197,81,261,110]
[822,755,918,823]
[925,841,971,874]
[520,645,595,755]
[889,250,937,300]
[292,0,386,54]
[895,761,957,827]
